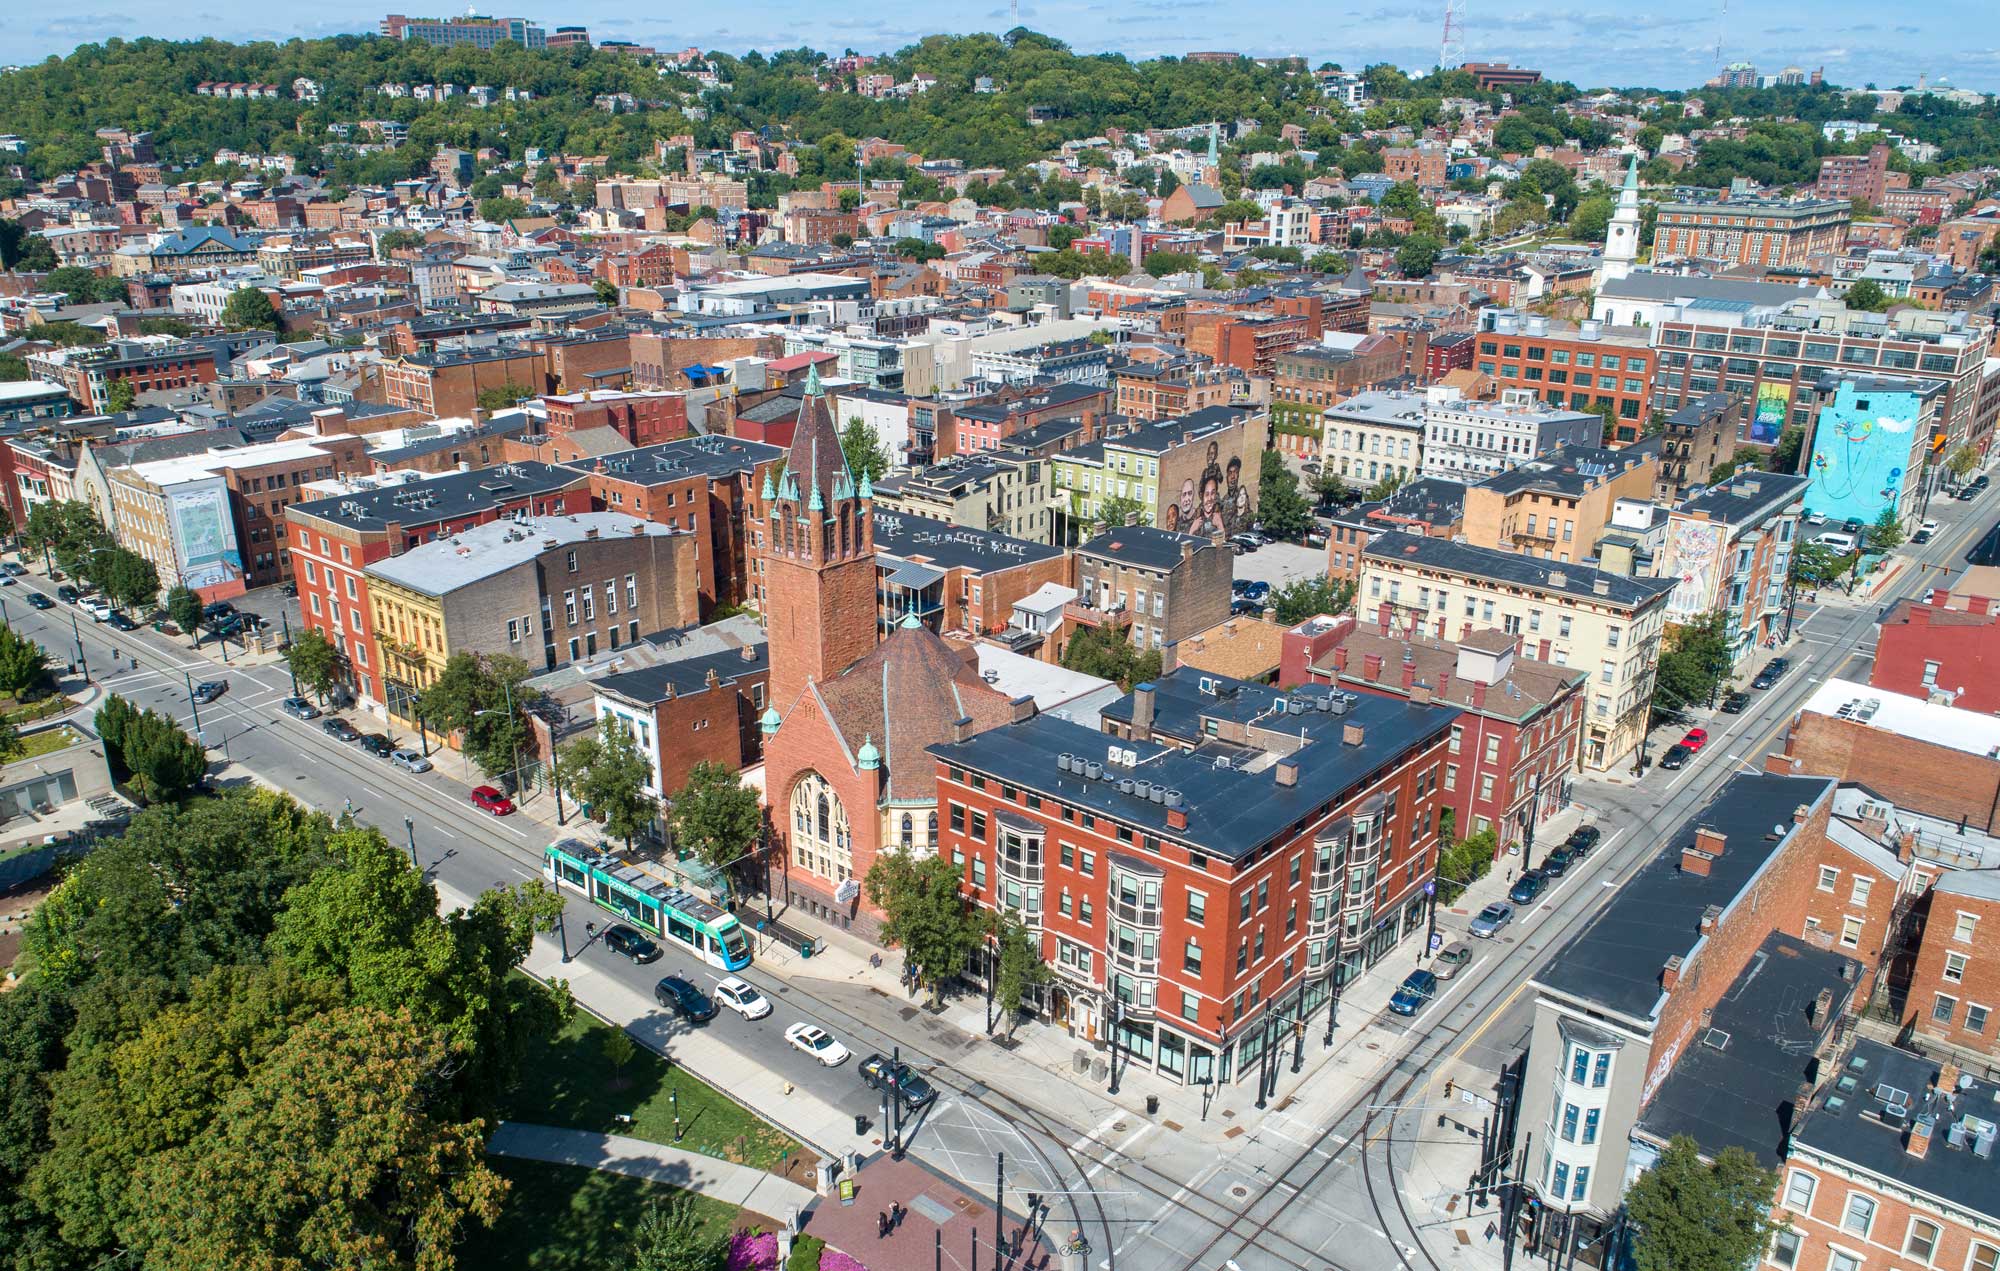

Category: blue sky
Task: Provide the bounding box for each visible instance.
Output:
[6,0,1994,94]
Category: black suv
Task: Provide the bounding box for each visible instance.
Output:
[1542,845,1577,877]
[601,924,662,964]
[1658,743,1692,770]
[1719,690,1750,714]
[356,733,395,758]
[653,975,717,1022]
[1752,658,1788,690]
[1565,826,1601,858]
[860,1053,938,1111]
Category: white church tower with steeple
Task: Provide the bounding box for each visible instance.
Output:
[1600,153,1642,284]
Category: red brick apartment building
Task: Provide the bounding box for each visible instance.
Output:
[1816,144,1892,207]
[870,510,1069,639]
[1473,312,1657,440]
[1652,197,1851,268]
[929,668,1456,1084]
[283,463,591,707]
[542,389,690,449]
[1871,588,2000,713]
[1285,619,1586,849]
[382,343,547,418]
[571,435,786,616]
[590,641,771,798]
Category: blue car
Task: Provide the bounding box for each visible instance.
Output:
[1388,969,1438,1017]
[1508,870,1547,906]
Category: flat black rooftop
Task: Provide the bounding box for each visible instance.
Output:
[1365,531,1676,611]
[1793,1037,2000,1219]
[1678,471,1810,526]
[567,434,783,485]
[1078,524,1214,570]
[1534,772,1835,1022]
[871,509,1063,574]
[288,462,587,532]
[595,640,769,707]
[1636,931,1860,1169]
[932,670,1459,862]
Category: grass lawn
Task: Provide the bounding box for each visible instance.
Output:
[497,1005,812,1176]
[11,725,82,762]
[1,694,70,727]
[461,1157,747,1271]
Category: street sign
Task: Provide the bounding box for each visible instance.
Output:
[834,878,861,904]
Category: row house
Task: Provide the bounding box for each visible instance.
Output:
[1660,471,1807,668]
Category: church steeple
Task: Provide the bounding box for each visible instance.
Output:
[1601,152,1643,284]
[760,357,878,708]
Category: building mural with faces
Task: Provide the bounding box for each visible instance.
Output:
[1801,379,1932,532]
[166,477,246,599]
[1154,409,1262,539]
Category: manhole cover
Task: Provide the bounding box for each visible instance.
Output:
[899,1007,920,1021]
[1365,1042,1380,1051]
[1228,1184,1251,1201]
[1112,1121,1128,1133]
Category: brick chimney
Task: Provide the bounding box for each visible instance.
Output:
[1471,680,1488,709]
[1972,596,1995,617]
[1332,645,1350,671]
[1907,1118,1934,1159]
[1694,827,1727,857]
[1661,954,1683,991]
[1794,803,1813,825]
[1436,670,1451,699]
[1931,587,1951,605]
[1681,844,1715,876]
[1363,652,1384,679]
[1343,722,1366,746]
[1377,602,1392,634]
[1167,806,1188,830]
[1401,657,1418,689]
[1700,904,1722,934]
[1132,681,1156,742]
[1940,1059,1961,1093]
[1810,987,1834,1026]
[1275,759,1299,787]
[1763,753,1802,775]
[1412,684,1434,706]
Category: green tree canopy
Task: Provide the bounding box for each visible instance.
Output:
[0,624,54,700]
[1060,624,1162,691]
[667,759,761,874]
[219,286,280,333]
[1142,249,1200,277]
[166,585,204,645]
[1844,278,1890,311]
[1867,505,1905,551]
[1256,449,1314,541]
[1269,573,1356,625]
[840,416,891,482]
[415,652,536,782]
[987,910,1049,1038]
[864,852,979,1007]
[475,381,536,413]
[557,714,661,852]
[1625,1135,1779,1271]
[477,196,529,223]
[1395,232,1444,277]
[283,626,342,700]
[1652,611,1734,722]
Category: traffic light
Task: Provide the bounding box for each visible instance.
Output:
[1444,1078,1455,1099]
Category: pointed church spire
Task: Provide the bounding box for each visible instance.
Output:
[1622,150,1640,192]
[804,360,823,397]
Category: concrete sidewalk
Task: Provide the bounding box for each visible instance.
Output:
[488,1121,815,1218]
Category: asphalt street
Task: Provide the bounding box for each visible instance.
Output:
[5,479,1987,1271]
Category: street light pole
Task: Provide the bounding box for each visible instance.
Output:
[185,671,203,739]
[1105,996,1122,1095]
[70,608,89,681]
[404,817,419,871]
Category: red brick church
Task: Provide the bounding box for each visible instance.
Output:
[758,367,1022,936]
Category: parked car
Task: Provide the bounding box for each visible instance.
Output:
[83,599,113,622]
[1434,942,1474,979]
[279,581,298,597]
[784,1022,851,1066]
[1680,727,1710,752]
[1913,527,1934,544]
[202,600,236,621]
[1976,474,1991,490]
[106,611,137,631]
[1469,903,1513,938]
[1229,534,1261,553]
[390,748,432,773]
[1388,970,1438,1017]
[1508,870,1547,905]
[860,1053,938,1111]
[25,593,53,610]
[55,585,78,604]
[469,785,515,815]
[1719,690,1750,714]
[1658,743,1692,770]
[281,696,320,720]
[1543,845,1577,877]
[1,562,24,576]
[1565,826,1601,858]
[1231,578,1253,595]
[653,974,717,1022]
[356,733,394,758]
[1958,486,1980,501]
[320,716,360,743]
[1241,580,1271,601]
[191,680,227,704]
[601,924,662,965]
[1812,531,1859,555]
[1752,658,1788,690]
[1230,598,1263,616]
[713,976,772,1020]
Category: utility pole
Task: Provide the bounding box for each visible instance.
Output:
[890,1044,905,1159]
[404,817,419,871]
[993,1151,1004,1271]
[1106,997,1122,1095]
[185,671,204,739]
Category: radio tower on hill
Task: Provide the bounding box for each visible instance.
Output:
[1440,0,1468,69]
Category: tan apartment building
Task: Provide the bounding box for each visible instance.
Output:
[1360,532,1674,771]
[364,513,699,727]
[1459,443,1659,563]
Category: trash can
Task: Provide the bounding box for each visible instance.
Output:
[855,1114,869,1136]
[1145,1095,1159,1115]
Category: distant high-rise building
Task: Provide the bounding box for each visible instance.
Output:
[379,13,547,49]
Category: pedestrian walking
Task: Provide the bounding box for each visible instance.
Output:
[877,1211,889,1239]
[890,1201,904,1230]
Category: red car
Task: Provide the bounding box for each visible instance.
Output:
[1681,727,1710,752]
[469,785,515,815]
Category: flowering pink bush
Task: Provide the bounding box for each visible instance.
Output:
[817,1251,870,1271]
[726,1230,779,1271]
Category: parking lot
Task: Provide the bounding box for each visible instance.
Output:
[1230,540,1327,591]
